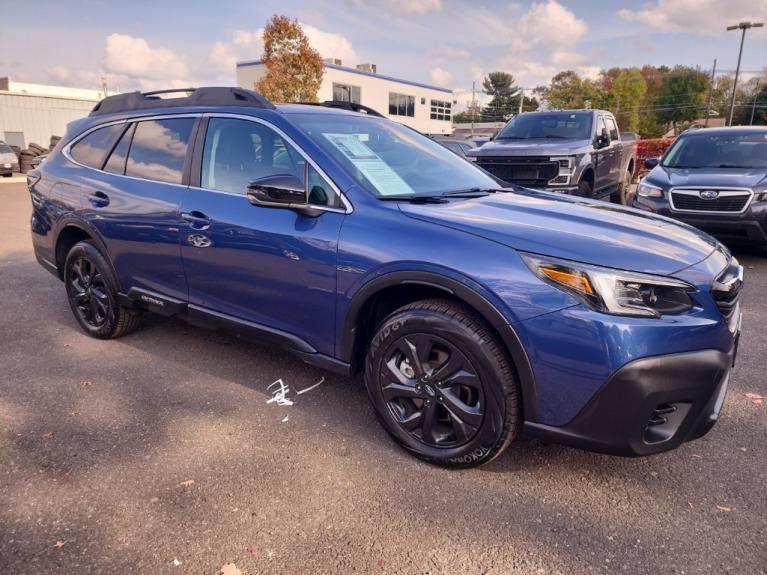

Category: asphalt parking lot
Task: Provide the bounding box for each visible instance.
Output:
[1,180,765,575]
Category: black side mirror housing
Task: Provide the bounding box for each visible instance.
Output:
[644,157,659,169]
[595,127,610,149]
[246,174,322,217]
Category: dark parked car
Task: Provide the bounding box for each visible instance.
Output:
[28,87,741,468]
[467,110,637,203]
[633,126,767,246]
[0,141,19,176]
[430,135,476,158]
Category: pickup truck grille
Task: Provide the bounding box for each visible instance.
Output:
[670,189,752,213]
[475,156,558,186]
[711,258,743,320]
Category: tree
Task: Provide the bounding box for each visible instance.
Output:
[636,65,669,138]
[611,68,647,133]
[481,72,520,121]
[654,66,709,135]
[537,70,606,110]
[256,15,324,103]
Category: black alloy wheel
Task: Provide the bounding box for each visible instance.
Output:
[68,255,110,328]
[380,333,484,447]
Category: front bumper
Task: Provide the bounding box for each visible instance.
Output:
[524,344,736,456]
[633,195,767,245]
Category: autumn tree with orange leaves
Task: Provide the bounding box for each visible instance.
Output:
[256,15,324,103]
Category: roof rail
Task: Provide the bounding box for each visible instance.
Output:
[89,87,275,116]
[299,100,385,118]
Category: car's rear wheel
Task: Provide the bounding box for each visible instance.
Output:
[64,241,142,339]
[611,168,634,205]
[364,299,521,468]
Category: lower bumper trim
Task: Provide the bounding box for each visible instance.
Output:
[524,347,734,457]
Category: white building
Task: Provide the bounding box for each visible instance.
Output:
[0,78,106,149]
[236,59,455,135]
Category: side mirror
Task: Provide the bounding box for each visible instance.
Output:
[595,127,609,149]
[644,157,659,169]
[246,174,322,217]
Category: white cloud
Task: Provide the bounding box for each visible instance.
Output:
[208,23,359,73]
[513,0,587,51]
[428,46,471,61]
[350,0,442,15]
[618,0,767,33]
[104,33,189,84]
[429,67,452,87]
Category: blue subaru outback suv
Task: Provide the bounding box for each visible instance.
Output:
[29,87,742,467]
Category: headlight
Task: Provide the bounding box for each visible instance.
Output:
[637,181,663,197]
[521,253,696,318]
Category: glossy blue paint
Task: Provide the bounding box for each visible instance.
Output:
[29,101,740,432]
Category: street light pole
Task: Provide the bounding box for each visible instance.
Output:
[726,21,764,126]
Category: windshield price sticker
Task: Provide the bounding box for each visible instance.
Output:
[322,133,414,196]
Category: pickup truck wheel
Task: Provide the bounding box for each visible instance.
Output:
[64,241,142,339]
[611,168,633,205]
[576,178,592,197]
[364,299,521,468]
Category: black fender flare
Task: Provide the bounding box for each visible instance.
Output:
[53,216,115,281]
[340,271,539,421]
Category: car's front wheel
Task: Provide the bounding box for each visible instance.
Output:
[364,299,521,468]
[64,241,142,339]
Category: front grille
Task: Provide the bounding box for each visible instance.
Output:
[476,156,558,186]
[711,258,743,320]
[670,190,751,213]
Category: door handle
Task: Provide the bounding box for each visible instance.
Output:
[88,191,110,207]
[181,211,211,230]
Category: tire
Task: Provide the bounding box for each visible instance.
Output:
[63,241,142,339]
[364,299,521,468]
[611,168,634,205]
[576,177,592,197]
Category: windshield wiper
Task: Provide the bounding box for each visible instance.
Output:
[716,164,752,168]
[441,187,504,197]
[541,134,568,139]
[377,195,449,203]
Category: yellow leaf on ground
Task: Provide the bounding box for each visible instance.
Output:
[744,393,764,405]
[716,505,732,512]
[176,479,195,488]
[54,540,65,548]
[41,432,54,438]
[220,563,243,575]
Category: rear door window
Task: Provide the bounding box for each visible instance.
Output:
[104,123,135,175]
[605,117,619,141]
[126,118,195,184]
[70,124,124,169]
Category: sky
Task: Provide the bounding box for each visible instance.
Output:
[2,0,766,110]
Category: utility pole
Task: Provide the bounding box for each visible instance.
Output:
[726,21,764,126]
[518,88,524,115]
[471,81,476,138]
[704,59,717,127]
[751,81,760,125]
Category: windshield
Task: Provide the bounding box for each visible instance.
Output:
[291,114,498,197]
[496,112,593,140]
[662,132,767,169]
[0,144,13,154]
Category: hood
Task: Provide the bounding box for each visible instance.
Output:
[647,166,767,191]
[470,138,591,158]
[0,151,16,162]
[399,190,718,276]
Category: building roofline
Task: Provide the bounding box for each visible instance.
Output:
[236,60,453,95]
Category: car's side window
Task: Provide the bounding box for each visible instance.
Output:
[201,117,341,208]
[125,118,195,184]
[104,123,135,175]
[605,117,619,142]
[70,124,124,169]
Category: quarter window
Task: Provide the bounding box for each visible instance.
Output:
[332,83,361,104]
[389,92,415,117]
[126,118,194,184]
[605,117,619,141]
[430,99,452,121]
[70,124,124,169]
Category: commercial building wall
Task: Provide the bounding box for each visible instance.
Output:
[237,61,454,134]
[0,92,95,149]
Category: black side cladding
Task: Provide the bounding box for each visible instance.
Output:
[89,87,275,116]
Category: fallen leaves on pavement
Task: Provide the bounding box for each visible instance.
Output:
[54,540,65,548]
[81,379,93,387]
[744,393,764,405]
[220,563,242,575]
[41,431,54,438]
[176,479,195,488]
[716,505,732,512]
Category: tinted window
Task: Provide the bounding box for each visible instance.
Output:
[332,83,361,104]
[605,117,619,141]
[662,132,767,169]
[126,118,194,184]
[104,123,135,175]
[497,112,593,140]
[0,143,13,154]
[389,92,415,117]
[70,124,124,168]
